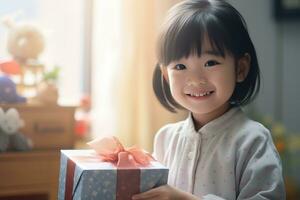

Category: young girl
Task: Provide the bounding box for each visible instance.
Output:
[132,0,285,199]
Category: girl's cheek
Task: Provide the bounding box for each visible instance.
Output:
[170,71,184,81]
[170,76,184,89]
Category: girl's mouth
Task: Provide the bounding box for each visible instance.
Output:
[186,91,214,99]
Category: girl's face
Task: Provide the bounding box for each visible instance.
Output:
[162,36,248,126]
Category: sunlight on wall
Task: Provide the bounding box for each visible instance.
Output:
[91,0,122,138]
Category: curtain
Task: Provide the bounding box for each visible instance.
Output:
[91,0,186,152]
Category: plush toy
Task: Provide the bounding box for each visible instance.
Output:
[3,18,62,105]
[0,107,32,152]
[3,17,45,95]
[4,18,45,62]
[0,76,26,104]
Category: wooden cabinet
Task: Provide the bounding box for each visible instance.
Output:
[0,104,76,199]
[0,151,60,200]
[0,104,76,150]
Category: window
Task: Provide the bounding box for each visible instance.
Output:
[0,0,88,104]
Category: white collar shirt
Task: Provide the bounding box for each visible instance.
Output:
[153,107,285,200]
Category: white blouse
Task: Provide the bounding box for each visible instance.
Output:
[153,107,285,200]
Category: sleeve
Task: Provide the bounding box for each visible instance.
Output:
[235,128,286,200]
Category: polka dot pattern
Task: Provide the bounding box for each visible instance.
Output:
[78,170,117,200]
[140,167,169,193]
[58,151,169,200]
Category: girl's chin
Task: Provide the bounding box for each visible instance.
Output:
[183,105,217,115]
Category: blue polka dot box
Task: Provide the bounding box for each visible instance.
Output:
[58,150,169,200]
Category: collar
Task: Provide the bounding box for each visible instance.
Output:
[183,107,245,139]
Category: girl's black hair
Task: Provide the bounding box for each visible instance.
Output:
[153,0,260,112]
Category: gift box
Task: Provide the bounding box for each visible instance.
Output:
[58,137,168,200]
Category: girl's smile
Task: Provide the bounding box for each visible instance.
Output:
[185,90,214,99]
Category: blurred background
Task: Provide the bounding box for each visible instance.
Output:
[0,0,299,199]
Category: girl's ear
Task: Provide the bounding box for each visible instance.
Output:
[160,65,169,82]
[236,53,251,83]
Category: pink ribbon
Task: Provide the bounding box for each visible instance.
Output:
[87,136,154,168]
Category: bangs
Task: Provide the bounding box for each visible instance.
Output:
[158,11,233,66]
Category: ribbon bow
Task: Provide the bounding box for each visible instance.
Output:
[87,136,154,168]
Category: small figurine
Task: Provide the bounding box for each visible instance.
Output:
[0,107,32,152]
[0,59,21,75]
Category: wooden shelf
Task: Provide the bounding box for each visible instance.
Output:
[0,104,76,150]
[0,150,61,200]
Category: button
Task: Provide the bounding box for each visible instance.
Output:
[188,151,194,160]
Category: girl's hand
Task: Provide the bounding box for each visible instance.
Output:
[131,185,200,200]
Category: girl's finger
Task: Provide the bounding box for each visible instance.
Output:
[132,194,158,200]
[132,188,162,199]
[132,197,159,200]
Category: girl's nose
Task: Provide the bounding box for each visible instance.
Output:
[186,73,207,86]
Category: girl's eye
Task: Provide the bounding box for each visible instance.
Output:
[204,60,220,67]
[174,64,186,70]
